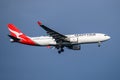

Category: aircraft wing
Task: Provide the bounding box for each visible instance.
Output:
[37,21,69,43]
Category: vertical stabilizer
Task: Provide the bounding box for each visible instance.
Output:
[7,24,35,45]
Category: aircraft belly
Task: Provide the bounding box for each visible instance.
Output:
[33,39,56,46]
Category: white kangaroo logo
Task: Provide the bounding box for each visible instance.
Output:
[8,28,26,41]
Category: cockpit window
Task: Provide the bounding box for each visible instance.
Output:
[104,34,107,36]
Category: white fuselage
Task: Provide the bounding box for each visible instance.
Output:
[30,33,110,46]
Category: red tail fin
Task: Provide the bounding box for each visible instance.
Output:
[7,24,26,38]
[7,24,35,45]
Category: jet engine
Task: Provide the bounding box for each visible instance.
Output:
[67,45,81,50]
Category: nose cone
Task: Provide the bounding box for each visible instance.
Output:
[106,36,111,40]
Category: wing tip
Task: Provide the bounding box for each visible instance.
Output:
[37,21,42,26]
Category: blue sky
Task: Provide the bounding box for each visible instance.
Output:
[0,0,120,80]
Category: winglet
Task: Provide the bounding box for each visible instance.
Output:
[37,21,42,26]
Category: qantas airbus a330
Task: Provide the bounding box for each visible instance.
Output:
[7,21,111,53]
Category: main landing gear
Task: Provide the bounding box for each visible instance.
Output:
[56,46,64,54]
[58,48,64,54]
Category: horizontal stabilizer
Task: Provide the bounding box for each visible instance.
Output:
[8,35,20,42]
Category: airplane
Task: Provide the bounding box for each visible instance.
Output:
[7,21,111,53]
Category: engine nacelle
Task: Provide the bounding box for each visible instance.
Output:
[67,45,81,50]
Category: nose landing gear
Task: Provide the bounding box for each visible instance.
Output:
[98,42,101,47]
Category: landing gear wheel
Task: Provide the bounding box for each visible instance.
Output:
[57,45,64,54]
[98,42,101,47]
[58,51,61,54]
[61,48,64,52]
[58,48,64,54]
[98,44,101,47]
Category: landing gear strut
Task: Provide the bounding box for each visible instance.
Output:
[98,42,101,47]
